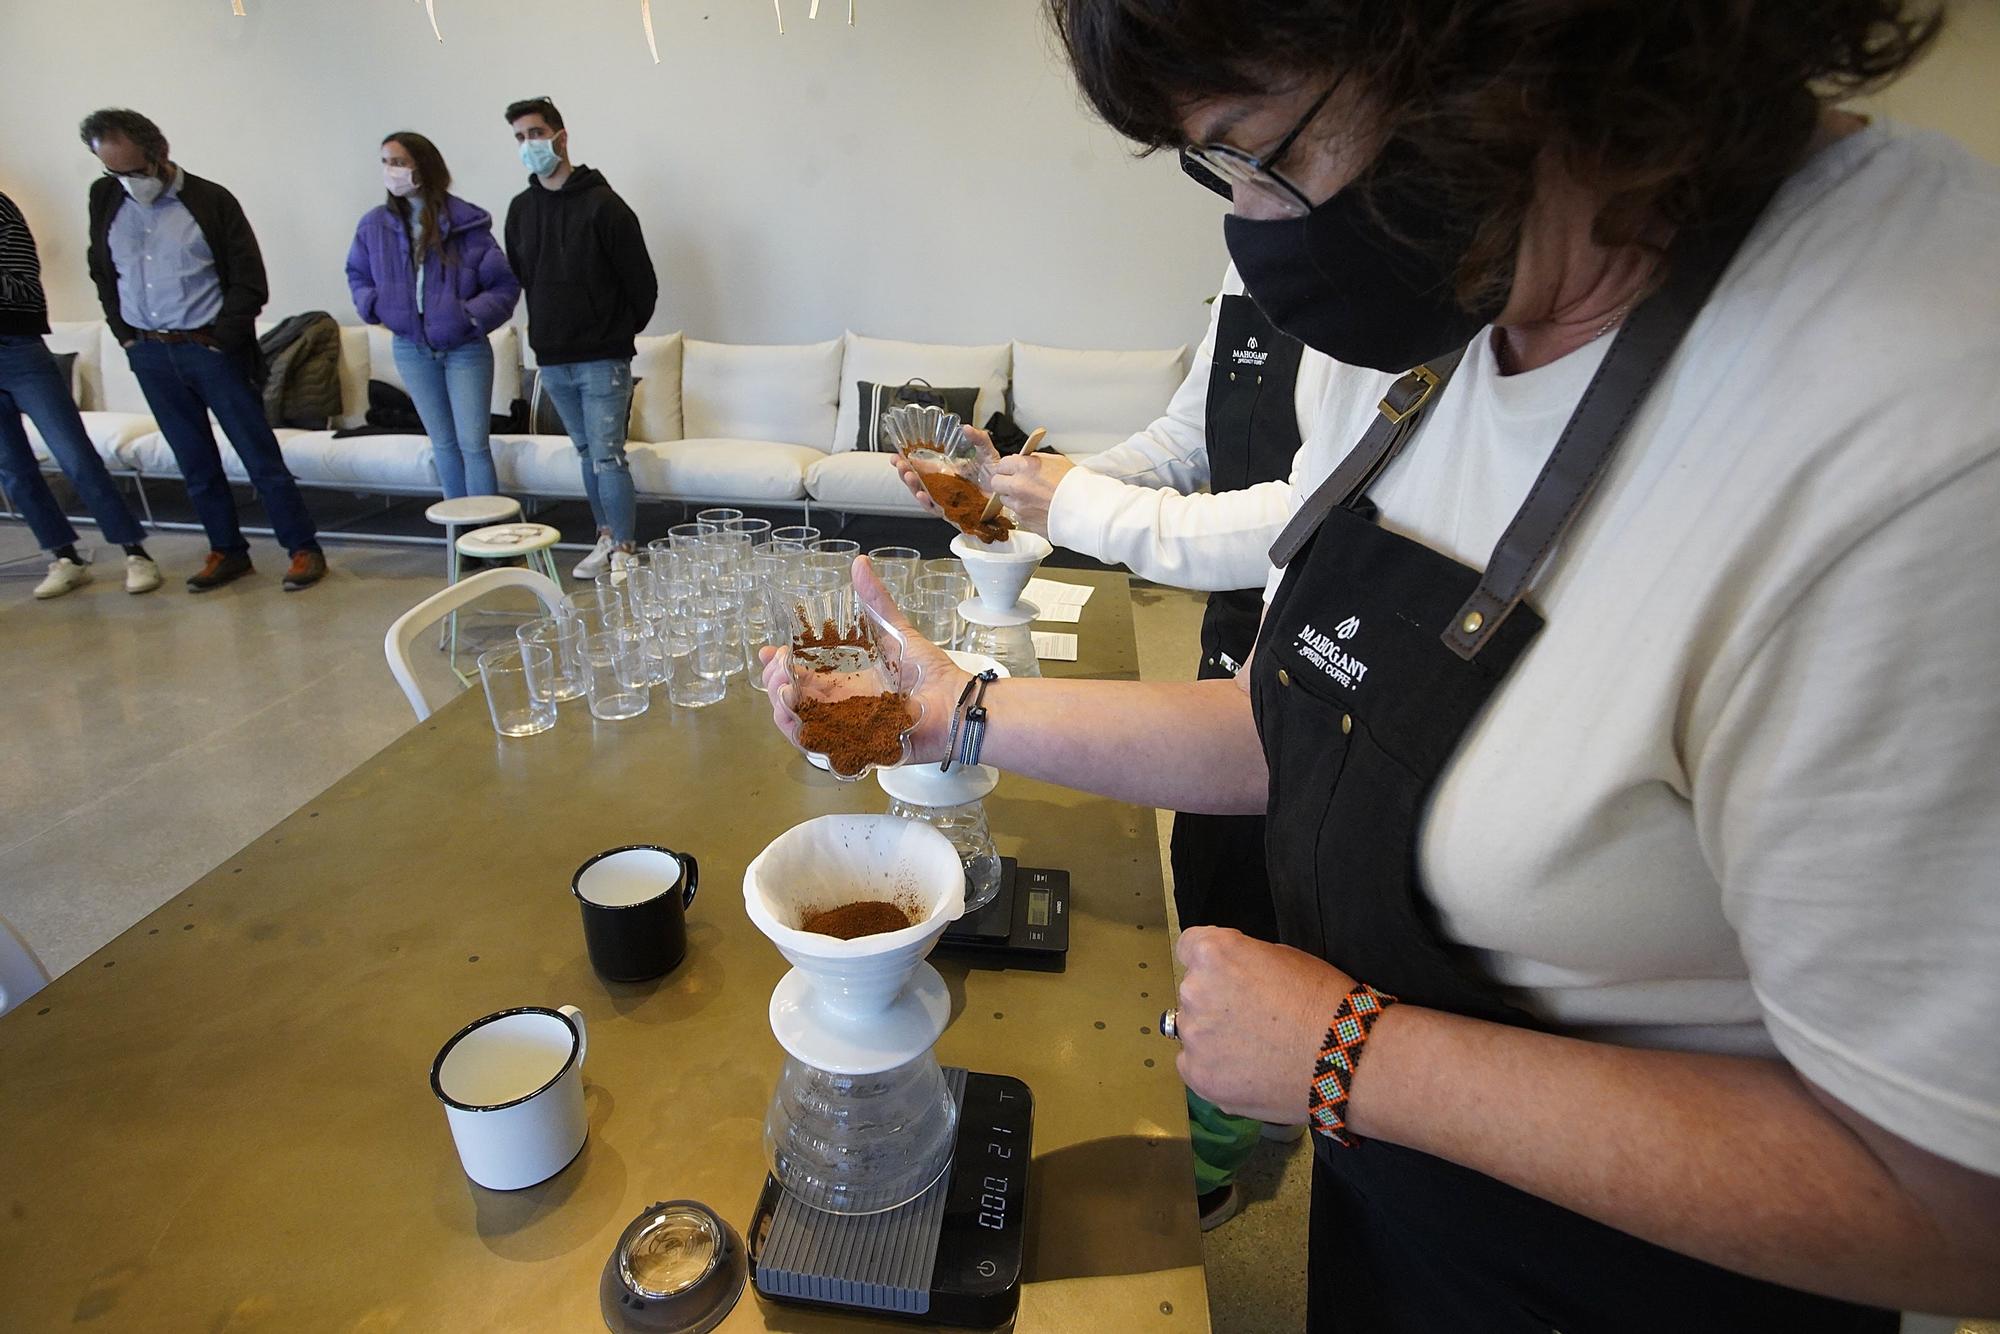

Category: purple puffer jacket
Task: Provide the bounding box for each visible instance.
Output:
[345,194,519,350]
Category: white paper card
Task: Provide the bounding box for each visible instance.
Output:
[1023,578,1095,610]
[1031,602,1083,624]
[1033,632,1079,661]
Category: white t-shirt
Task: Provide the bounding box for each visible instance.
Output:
[1048,265,1333,591]
[1267,122,2000,1175]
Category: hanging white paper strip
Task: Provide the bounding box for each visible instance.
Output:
[810,0,820,17]
[772,0,784,34]
[231,0,245,13]
[641,0,659,62]
[421,0,442,42]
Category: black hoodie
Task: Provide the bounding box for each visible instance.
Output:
[504,166,658,366]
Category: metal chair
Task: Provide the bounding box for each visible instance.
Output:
[0,913,50,1019]
[384,567,567,722]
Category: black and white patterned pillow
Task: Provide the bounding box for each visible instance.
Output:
[854,379,979,452]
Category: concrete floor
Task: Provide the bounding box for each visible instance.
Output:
[0,512,1982,1334]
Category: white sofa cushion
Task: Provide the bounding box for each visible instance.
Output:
[494,434,590,498]
[24,412,154,472]
[46,322,106,411]
[282,432,439,490]
[366,324,521,417]
[682,338,842,451]
[663,439,819,502]
[122,424,310,480]
[630,333,684,444]
[1010,341,1187,441]
[832,334,1011,455]
[804,452,931,514]
[97,325,151,414]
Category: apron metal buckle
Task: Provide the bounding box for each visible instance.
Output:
[1377,364,1441,426]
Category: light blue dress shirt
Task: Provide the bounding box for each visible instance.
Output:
[108,168,225,332]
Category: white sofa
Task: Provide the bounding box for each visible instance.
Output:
[25,320,1187,523]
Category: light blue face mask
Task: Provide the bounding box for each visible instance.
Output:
[518,136,560,178]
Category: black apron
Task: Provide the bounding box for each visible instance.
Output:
[1169,295,1302,940]
[1249,209,1896,1331]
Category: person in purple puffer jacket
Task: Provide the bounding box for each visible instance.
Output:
[345,131,519,498]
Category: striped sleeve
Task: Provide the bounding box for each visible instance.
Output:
[0,193,49,316]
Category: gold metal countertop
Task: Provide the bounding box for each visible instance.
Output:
[0,568,1209,1333]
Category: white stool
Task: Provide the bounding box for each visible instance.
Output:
[426,496,523,653]
[440,522,561,678]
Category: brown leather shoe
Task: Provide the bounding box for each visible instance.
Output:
[186,549,253,592]
[282,549,328,592]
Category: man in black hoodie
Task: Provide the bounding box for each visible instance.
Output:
[503,98,658,580]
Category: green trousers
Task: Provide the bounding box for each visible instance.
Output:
[1188,1088,1263,1194]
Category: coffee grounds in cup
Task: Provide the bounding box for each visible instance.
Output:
[797,692,913,776]
[911,469,1013,543]
[801,900,913,939]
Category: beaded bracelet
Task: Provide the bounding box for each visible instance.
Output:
[1308,982,1399,1147]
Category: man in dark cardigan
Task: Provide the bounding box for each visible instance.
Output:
[81,108,325,592]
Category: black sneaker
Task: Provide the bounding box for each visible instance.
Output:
[186,549,254,592]
[1198,1184,1241,1231]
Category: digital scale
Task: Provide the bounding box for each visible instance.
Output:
[936,859,1069,968]
[748,1068,1033,1327]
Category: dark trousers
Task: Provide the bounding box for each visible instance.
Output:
[127,339,318,555]
[0,334,146,550]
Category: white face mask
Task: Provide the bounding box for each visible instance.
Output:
[383,165,420,198]
[118,172,166,205]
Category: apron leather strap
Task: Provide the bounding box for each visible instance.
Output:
[1442,208,1765,658]
[1267,345,1468,570]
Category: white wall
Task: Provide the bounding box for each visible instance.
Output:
[3,0,1993,359]
[0,0,1230,352]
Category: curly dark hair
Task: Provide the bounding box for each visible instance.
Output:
[78,108,169,167]
[1048,0,1943,309]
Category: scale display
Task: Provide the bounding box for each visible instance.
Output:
[937,860,1069,968]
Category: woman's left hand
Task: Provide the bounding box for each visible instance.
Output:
[1172,926,1356,1124]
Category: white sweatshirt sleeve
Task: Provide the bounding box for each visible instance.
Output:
[1046,265,1300,591]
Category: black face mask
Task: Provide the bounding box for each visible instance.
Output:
[1222,150,1504,373]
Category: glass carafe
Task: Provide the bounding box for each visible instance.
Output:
[763,1049,959,1215]
[957,601,1041,679]
[878,762,1003,915]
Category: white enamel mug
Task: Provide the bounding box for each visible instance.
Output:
[430,1004,589,1190]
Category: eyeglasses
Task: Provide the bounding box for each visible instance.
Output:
[1180,85,1335,219]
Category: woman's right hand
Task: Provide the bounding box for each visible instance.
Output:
[760,556,973,766]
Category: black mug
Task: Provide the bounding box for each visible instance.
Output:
[571,845,700,982]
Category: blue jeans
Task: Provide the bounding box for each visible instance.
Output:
[0,335,147,550]
[127,339,319,556]
[536,358,635,545]
[392,334,498,499]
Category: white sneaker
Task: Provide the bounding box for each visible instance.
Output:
[609,547,638,583]
[33,557,92,600]
[124,555,163,594]
[571,534,614,580]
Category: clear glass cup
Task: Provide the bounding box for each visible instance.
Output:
[909,583,962,651]
[771,524,820,547]
[564,588,628,639]
[724,517,774,548]
[517,614,587,703]
[478,643,558,737]
[582,628,652,721]
[668,596,731,708]
[867,546,921,603]
[694,507,745,526]
[645,538,679,582]
[810,537,861,560]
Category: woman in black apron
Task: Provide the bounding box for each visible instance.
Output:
[762,1,2000,1324]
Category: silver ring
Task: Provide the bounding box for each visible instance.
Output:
[1159,1008,1180,1042]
